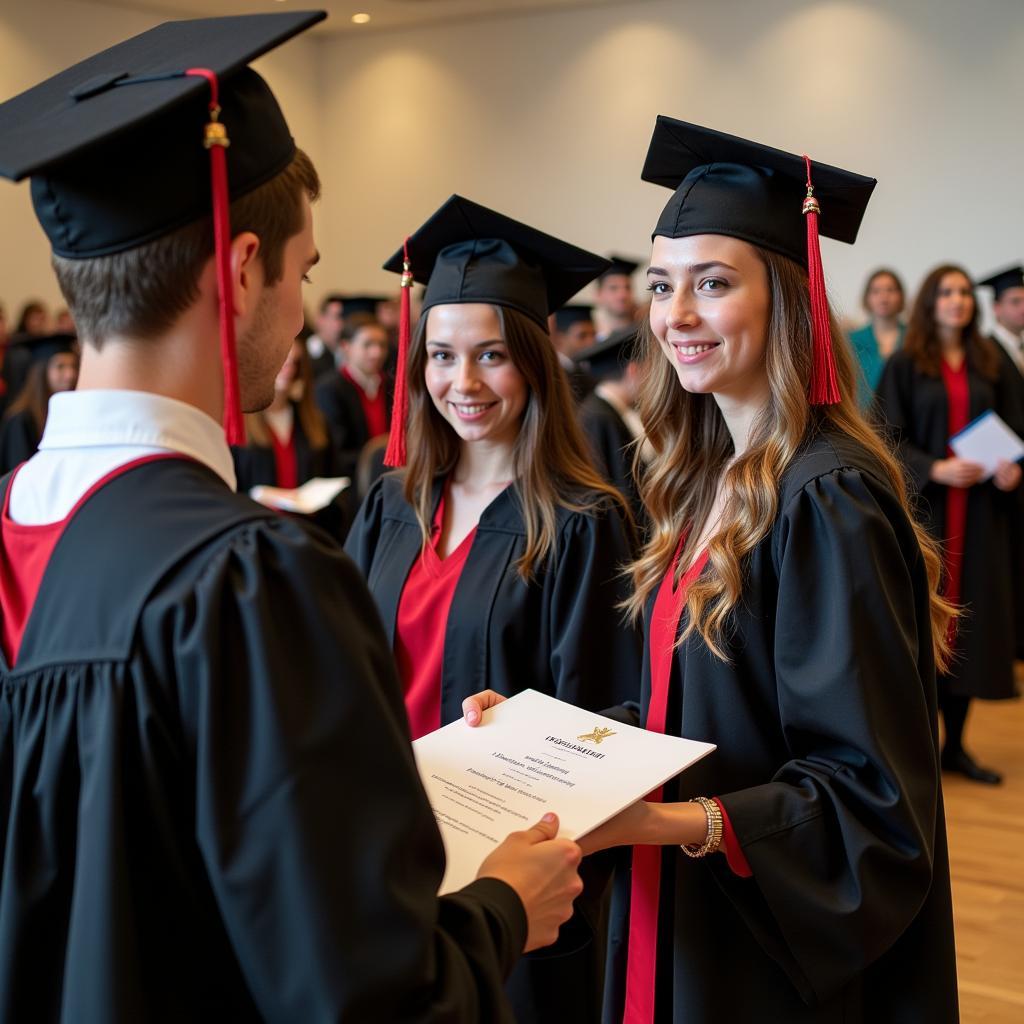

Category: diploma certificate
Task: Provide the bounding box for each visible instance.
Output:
[949,410,1024,479]
[412,689,716,894]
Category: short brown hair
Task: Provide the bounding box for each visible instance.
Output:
[52,148,320,346]
[340,313,381,343]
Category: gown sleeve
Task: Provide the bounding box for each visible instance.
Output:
[873,355,936,491]
[548,501,642,712]
[148,516,526,1023]
[713,467,941,1005]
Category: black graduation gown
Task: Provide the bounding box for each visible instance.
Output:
[578,392,643,529]
[602,427,958,1023]
[230,405,352,539]
[875,347,1024,698]
[314,371,393,478]
[308,347,335,380]
[988,337,1024,658]
[0,408,41,474]
[0,458,528,1023]
[345,472,643,1024]
[0,338,32,413]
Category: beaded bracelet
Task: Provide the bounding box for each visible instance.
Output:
[681,796,724,858]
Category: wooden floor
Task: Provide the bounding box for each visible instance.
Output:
[945,678,1024,1023]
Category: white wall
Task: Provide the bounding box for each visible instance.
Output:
[316,0,1024,324]
[0,0,323,323]
[2,0,1022,328]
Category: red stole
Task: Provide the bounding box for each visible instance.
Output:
[623,545,708,1023]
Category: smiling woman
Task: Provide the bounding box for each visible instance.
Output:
[345,195,642,1023]
[547,116,959,1024]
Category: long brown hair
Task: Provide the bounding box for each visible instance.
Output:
[5,348,78,436]
[402,305,632,580]
[903,264,1000,380]
[625,246,954,669]
[244,337,328,450]
[4,362,51,436]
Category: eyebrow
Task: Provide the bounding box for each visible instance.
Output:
[425,338,506,349]
[647,261,738,276]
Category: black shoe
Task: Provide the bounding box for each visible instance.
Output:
[940,749,1003,785]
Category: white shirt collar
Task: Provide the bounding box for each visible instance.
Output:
[40,389,237,490]
[992,321,1023,349]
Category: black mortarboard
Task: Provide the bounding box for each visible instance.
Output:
[0,11,325,443]
[383,195,610,329]
[641,115,877,405]
[573,325,639,378]
[381,196,609,467]
[598,255,641,282]
[0,11,325,258]
[553,305,594,332]
[342,296,386,318]
[978,266,1024,300]
[9,332,78,367]
[642,116,876,266]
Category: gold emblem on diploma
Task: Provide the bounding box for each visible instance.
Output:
[577,726,616,745]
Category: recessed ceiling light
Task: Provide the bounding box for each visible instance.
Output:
[351,12,371,24]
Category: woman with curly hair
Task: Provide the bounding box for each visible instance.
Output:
[467,119,959,1023]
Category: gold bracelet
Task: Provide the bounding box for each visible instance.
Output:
[681,796,724,858]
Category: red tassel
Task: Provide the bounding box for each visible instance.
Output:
[383,237,413,468]
[803,155,840,406]
[186,67,245,445]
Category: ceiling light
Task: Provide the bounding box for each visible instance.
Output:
[351,12,371,24]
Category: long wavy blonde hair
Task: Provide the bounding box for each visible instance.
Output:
[402,304,633,580]
[625,246,954,669]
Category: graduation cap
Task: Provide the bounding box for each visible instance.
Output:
[0,10,326,443]
[553,304,595,332]
[573,325,640,379]
[381,195,610,466]
[9,333,78,367]
[598,255,641,283]
[642,116,877,404]
[978,266,1024,300]
[341,296,386,319]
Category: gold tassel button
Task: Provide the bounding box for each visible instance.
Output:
[203,121,230,149]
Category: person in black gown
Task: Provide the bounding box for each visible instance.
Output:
[0,333,78,473]
[345,195,642,1024]
[305,292,345,378]
[550,304,598,401]
[467,117,960,1023]
[875,264,1024,784]
[574,325,647,528]
[0,14,584,1022]
[593,256,640,342]
[232,335,351,539]
[314,313,392,476]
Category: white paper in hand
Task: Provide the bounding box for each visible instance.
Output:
[249,476,350,513]
[412,689,716,895]
[949,411,1024,479]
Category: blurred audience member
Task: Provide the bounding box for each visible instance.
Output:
[875,265,1024,785]
[0,333,78,473]
[850,268,905,407]
[307,293,346,377]
[315,314,392,476]
[593,256,639,341]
